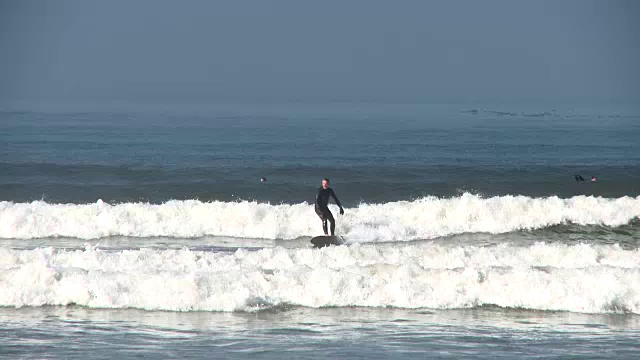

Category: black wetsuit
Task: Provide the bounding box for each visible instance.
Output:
[315,187,343,236]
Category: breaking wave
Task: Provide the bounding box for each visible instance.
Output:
[1,242,639,313]
[1,193,639,241]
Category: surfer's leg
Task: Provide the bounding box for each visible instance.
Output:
[326,210,335,236]
[316,208,328,235]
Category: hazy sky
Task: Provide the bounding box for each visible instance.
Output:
[1,0,638,107]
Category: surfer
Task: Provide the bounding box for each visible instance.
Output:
[315,178,344,236]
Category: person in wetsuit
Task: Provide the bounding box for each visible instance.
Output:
[315,178,344,236]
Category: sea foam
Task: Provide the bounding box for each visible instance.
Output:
[1,194,639,241]
[0,242,638,313]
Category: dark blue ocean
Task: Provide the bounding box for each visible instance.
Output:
[1,103,640,359]
[3,103,640,204]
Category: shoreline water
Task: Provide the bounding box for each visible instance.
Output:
[1,306,639,359]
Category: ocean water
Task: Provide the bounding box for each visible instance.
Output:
[1,103,640,358]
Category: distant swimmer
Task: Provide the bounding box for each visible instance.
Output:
[260,177,267,183]
[575,175,585,182]
[315,178,344,236]
[591,176,597,182]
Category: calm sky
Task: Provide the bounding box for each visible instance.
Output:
[0,0,638,107]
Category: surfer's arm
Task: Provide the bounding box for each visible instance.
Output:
[330,189,344,213]
[315,188,322,208]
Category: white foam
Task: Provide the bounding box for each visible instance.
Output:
[1,194,639,241]
[1,242,639,313]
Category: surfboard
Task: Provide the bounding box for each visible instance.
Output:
[310,235,344,248]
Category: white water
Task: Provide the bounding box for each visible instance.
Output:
[1,194,639,241]
[1,242,639,313]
